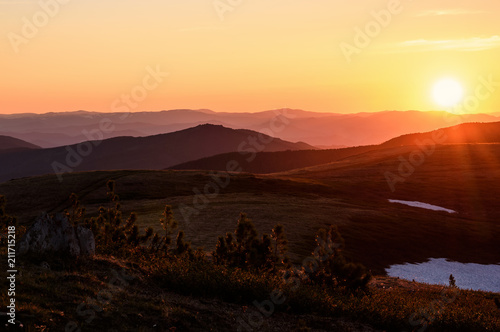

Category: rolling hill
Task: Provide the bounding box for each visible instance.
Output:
[0,124,314,183]
[170,145,379,173]
[381,121,500,147]
[0,135,40,152]
[171,121,500,174]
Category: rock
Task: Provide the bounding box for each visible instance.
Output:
[18,213,95,257]
[76,225,96,255]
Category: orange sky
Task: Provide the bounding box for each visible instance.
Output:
[1,0,499,114]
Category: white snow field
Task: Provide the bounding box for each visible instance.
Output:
[388,199,456,213]
[386,258,500,293]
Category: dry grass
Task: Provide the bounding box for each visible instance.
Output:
[1,251,498,331]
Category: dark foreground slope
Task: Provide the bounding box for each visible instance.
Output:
[1,165,499,331]
[1,251,498,331]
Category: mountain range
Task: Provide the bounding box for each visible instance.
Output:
[1,109,498,148]
[2,116,500,187]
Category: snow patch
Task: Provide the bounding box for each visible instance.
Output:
[387,258,500,293]
[388,199,456,213]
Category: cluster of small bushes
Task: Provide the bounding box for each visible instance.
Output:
[68,180,193,259]
[65,180,372,292]
[213,213,289,272]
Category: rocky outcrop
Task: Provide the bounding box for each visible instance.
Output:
[18,213,95,256]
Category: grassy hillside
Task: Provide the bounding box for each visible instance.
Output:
[381,121,500,147]
[170,145,379,174]
[2,142,499,330]
[171,121,500,175]
[1,167,499,331]
[2,143,500,274]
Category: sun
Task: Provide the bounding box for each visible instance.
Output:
[432,78,464,107]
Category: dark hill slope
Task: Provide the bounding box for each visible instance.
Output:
[171,121,500,174]
[0,124,314,183]
[0,135,40,152]
[381,121,500,147]
[170,145,379,173]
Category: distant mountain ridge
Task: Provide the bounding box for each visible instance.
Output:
[0,124,314,183]
[1,109,498,148]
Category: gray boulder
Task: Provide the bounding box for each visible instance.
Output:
[18,213,95,256]
[76,225,96,256]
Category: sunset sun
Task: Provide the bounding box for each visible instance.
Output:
[432,78,464,107]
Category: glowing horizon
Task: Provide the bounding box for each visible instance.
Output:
[1,0,499,115]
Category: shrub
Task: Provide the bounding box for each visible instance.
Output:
[213,213,288,271]
[303,225,371,291]
[67,180,194,260]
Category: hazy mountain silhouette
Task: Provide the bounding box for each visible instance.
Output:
[171,121,500,173]
[0,124,314,182]
[1,109,497,148]
[0,135,40,152]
